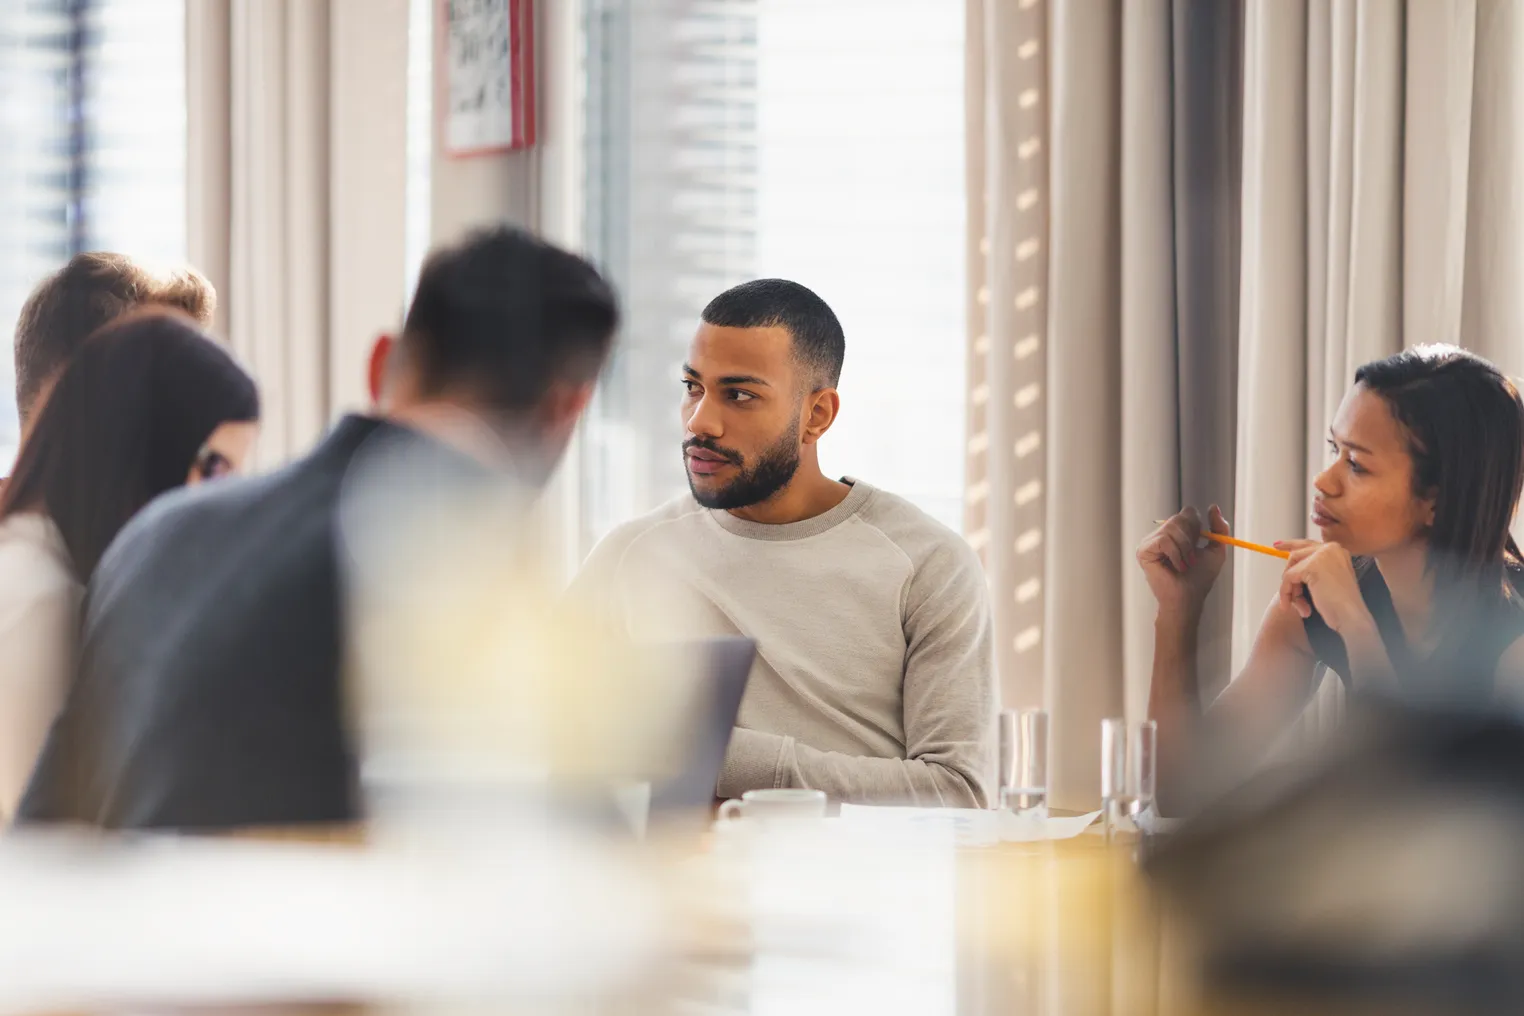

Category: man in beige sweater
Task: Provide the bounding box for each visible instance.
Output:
[571,280,995,807]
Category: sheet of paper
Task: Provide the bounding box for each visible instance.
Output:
[837,805,1102,847]
[999,809,1103,842]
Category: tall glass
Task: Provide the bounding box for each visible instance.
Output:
[1101,717,1159,839]
[1130,719,1158,822]
[998,708,1048,822]
[998,710,1018,797]
[1100,717,1128,840]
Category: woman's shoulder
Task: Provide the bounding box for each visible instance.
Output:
[1493,632,1524,705]
[1484,565,1524,694]
[0,514,77,603]
[1494,563,1524,630]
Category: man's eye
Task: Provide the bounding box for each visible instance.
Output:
[729,390,756,402]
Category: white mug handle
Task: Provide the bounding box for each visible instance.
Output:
[716,799,745,822]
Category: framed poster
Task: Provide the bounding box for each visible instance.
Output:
[438,0,536,157]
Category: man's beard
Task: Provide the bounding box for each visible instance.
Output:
[685,421,801,511]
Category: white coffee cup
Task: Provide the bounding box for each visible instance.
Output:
[716,788,827,824]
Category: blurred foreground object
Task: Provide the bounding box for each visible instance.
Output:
[0,828,665,1013]
[338,430,705,833]
[1146,700,1524,1011]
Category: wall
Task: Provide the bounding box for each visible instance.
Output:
[330,0,411,412]
[430,150,538,244]
[426,0,582,244]
[426,0,545,245]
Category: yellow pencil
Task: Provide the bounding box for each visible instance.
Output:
[1152,521,1290,560]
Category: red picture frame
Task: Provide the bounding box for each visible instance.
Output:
[437,0,537,158]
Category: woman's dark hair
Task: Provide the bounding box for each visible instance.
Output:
[0,310,260,579]
[1354,344,1524,598]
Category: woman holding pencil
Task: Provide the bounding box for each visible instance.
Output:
[1139,345,1524,802]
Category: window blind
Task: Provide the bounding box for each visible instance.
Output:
[0,0,186,465]
[77,0,186,261]
[0,0,75,458]
[578,0,966,548]
[580,0,762,548]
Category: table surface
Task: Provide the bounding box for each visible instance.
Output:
[0,822,1469,1016]
[656,828,1471,1016]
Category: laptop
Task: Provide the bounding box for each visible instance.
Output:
[642,636,756,834]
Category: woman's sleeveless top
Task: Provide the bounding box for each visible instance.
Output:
[1303,560,1524,704]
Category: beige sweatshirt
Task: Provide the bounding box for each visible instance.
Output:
[570,479,996,807]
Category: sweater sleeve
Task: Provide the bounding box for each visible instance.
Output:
[717,537,997,806]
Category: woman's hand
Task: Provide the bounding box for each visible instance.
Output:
[1137,506,1230,620]
[1274,539,1373,636]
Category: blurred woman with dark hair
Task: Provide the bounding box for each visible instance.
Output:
[1140,345,1524,804]
[0,310,259,820]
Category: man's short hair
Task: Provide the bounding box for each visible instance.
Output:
[14,252,216,422]
[401,225,620,415]
[700,279,846,390]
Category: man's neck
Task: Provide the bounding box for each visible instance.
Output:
[383,401,521,472]
[726,466,852,526]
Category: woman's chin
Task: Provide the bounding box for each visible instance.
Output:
[1325,534,1419,559]
[1320,531,1359,553]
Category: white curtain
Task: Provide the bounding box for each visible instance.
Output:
[186,0,411,465]
[970,0,1524,810]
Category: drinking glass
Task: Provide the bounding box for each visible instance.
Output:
[1101,717,1159,839]
[998,708,1049,823]
[1130,719,1158,823]
[1100,717,1129,839]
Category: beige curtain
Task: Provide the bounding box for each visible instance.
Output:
[964,0,1049,716]
[1235,0,1524,738]
[970,0,1524,810]
[186,0,410,466]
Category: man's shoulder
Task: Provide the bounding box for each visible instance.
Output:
[851,481,980,568]
[624,490,707,532]
[107,416,386,570]
[848,483,991,629]
[110,465,289,557]
[139,466,282,529]
[585,492,705,564]
[94,452,336,604]
[37,432,376,832]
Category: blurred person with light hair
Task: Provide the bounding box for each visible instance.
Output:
[13,252,216,431]
[570,279,995,808]
[16,225,619,832]
[0,311,259,823]
[1142,345,1524,809]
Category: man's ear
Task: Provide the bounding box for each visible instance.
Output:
[367,334,395,407]
[801,387,840,445]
